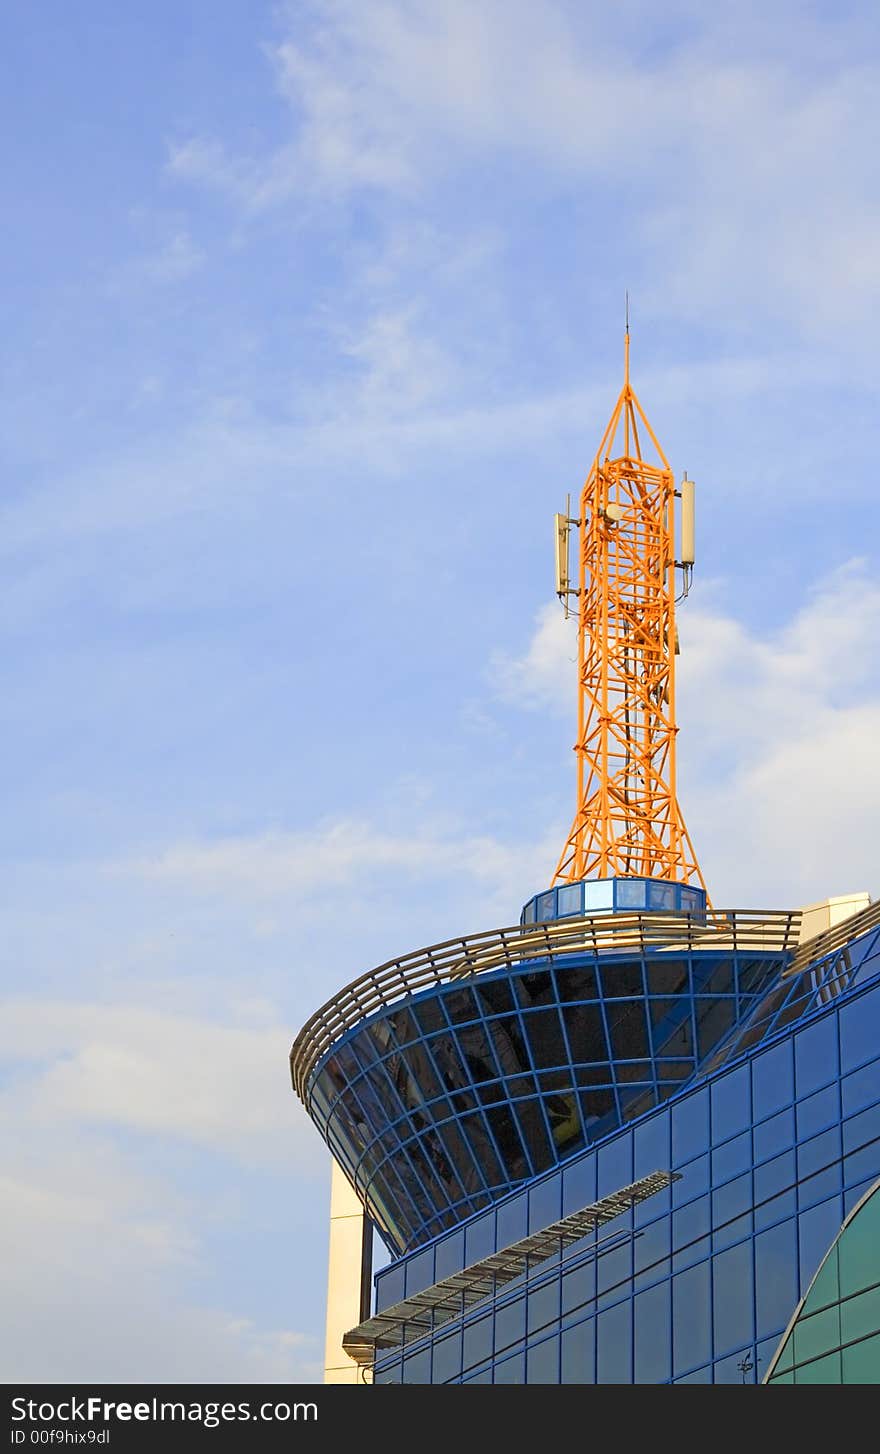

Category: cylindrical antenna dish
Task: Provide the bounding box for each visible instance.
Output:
[680,476,695,565]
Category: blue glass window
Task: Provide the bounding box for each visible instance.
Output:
[680,887,702,915]
[584,880,614,912]
[561,1319,595,1383]
[598,1132,633,1197]
[648,881,677,911]
[561,1255,595,1316]
[528,1278,560,1336]
[635,1281,671,1382]
[842,1059,880,1116]
[673,1261,711,1374]
[755,1219,798,1335]
[673,1154,709,1203]
[754,1106,795,1163]
[753,1041,793,1121]
[434,1229,465,1281]
[672,1196,710,1270]
[795,1014,838,1098]
[497,1192,528,1249]
[615,879,646,909]
[563,1151,597,1214]
[597,1301,631,1382]
[840,985,880,1070]
[403,1347,431,1382]
[477,978,516,1016]
[646,959,688,996]
[597,1240,632,1305]
[494,1296,525,1355]
[374,1357,401,1383]
[713,1240,754,1354]
[754,1149,795,1206]
[634,1215,670,1286]
[465,1210,495,1265]
[797,1084,839,1142]
[526,1334,559,1383]
[529,1174,561,1232]
[405,1247,434,1297]
[798,1194,844,1293]
[712,1173,752,1247]
[672,1090,709,1166]
[462,1313,493,1379]
[711,1065,751,1143]
[634,1109,670,1180]
[797,1127,841,1203]
[712,1131,751,1184]
[377,1264,404,1308]
[494,1350,524,1383]
[695,996,736,1060]
[557,884,582,917]
[432,1331,462,1383]
[537,891,556,922]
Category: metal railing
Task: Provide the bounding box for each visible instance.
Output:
[290,908,802,1102]
[787,895,880,978]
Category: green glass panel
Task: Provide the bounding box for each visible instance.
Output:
[772,1331,794,1373]
[841,1332,880,1383]
[839,1197,880,1298]
[792,1304,839,1366]
[802,1244,840,1315]
[769,1370,795,1383]
[841,1284,880,1346]
[795,1350,842,1383]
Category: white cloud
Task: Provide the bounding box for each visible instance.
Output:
[167,2,880,333]
[493,562,880,906]
[0,1000,316,1168]
[121,817,557,923]
[490,600,577,709]
[0,1127,321,1381]
[107,231,205,294]
[0,1000,326,1380]
[337,307,453,417]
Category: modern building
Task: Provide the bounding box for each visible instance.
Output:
[290,338,880,1384]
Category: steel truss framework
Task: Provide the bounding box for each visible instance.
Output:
[554,334,705,892]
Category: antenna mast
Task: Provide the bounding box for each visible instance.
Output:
[553,327,707,893]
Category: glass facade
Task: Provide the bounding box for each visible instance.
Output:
[363,919,880,1382]
[765,1177,880,1382]
[520,877,707,925]
[307,946,792,1251]
[305,923,876,1255]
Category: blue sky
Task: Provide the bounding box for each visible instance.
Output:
[2,0,879,1380]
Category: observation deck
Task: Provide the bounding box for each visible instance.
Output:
[291,906,804,1252]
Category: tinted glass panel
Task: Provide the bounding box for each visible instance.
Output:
[840,988,880,1070]
[711,1065,751,1143]
[673,1262,710,1375]
[753,1042,794,1121]
[561,1320,595,1383]
[635,1282,671,1383]
[597,1301,631,1382]
[526,1335,559,1383]
[672,1091,709,1166]
[795,1015,838,1098]
[755,1220,798,1335]
[713,1240,754,1354]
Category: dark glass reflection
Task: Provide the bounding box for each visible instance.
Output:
[306,941,834,1251]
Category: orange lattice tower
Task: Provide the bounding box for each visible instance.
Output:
[552,329,707,895]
